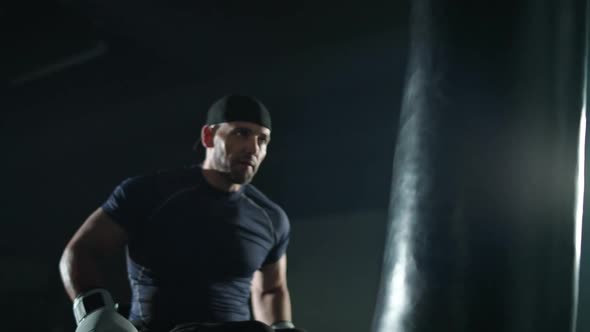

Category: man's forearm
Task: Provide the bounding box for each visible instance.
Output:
[59,245,107,301]
[252,286,293,326]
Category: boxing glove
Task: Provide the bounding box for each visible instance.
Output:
[271,321,295,329]
[73,289,138,332]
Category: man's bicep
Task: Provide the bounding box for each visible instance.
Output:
[67,207,128,256]
[256,254,288,292]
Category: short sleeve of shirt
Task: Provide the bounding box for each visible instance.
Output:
[101,175,157,233]
[263,208,291,266]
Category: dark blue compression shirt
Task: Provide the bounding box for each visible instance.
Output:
[101,165,290,330]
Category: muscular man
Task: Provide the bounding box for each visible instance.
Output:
[59,95,300,332]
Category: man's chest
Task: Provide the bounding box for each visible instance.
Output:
[130,195,275,279]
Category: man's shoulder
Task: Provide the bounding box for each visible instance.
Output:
[243,185,289,222]
[244,184,278,207]
[118,165,202,195]
[243,185,291,247]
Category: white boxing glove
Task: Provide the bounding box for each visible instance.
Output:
[271,321,296,330]
[73,289,138,332]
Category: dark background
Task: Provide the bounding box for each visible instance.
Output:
[1,1,409,331]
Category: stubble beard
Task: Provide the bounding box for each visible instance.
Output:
[214,152,256,185]
[229,163,256,184]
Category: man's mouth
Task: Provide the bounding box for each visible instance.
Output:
[238,160,255,168]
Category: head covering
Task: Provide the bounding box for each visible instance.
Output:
[193,94,271,151]
[206,94,272,130]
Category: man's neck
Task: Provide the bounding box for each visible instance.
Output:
[201,167,242,192]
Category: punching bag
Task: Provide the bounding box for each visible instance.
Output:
[372,1,589,332]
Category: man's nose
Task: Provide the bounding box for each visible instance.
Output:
[244,136,260,155]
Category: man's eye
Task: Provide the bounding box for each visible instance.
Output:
[235,129,249,136]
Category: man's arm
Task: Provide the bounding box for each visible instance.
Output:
[59,207,128,300]
[251,254,292,326]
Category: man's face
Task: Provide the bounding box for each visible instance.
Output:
[210,121,271,184]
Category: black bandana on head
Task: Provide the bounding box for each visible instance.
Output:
[206,94,271,130]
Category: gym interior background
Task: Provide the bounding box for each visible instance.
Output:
[2,1,590,332]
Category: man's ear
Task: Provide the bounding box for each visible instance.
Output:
[201,125,216,148]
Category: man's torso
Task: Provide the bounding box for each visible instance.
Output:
[101,166,289,329]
